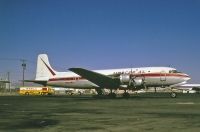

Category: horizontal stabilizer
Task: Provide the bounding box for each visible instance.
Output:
[24,80,47,86]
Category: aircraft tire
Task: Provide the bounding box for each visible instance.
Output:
[122,92,130,99]
[171,92,177,98]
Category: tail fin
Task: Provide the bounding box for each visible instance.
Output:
[35,54,57,80]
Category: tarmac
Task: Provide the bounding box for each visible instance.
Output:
[0,93,200,132]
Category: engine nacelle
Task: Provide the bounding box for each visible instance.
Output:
[119,74,144,87]
[119,74,130,83]
[133,79,143,86]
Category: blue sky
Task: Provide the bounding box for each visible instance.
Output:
[0,0,200,83]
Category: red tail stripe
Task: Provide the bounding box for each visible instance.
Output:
[41,58,56,76]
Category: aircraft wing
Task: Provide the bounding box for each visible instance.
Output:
[69,68,120,88]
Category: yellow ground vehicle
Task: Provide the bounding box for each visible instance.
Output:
[19,87,55,96]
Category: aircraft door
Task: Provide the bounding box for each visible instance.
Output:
[160,71,166,82]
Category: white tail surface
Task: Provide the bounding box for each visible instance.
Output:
[35,54,57,80]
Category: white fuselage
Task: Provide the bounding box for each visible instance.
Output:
[46,67,190,89]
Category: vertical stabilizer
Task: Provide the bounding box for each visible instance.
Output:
[36,54,57,80]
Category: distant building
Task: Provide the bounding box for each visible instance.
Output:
[0,73,11,92]
[0,80,10,92]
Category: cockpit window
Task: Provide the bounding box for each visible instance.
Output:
[169,70,182,73]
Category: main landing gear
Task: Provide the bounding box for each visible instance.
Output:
[95,89,131,99]
[122,92,130,98]
[95,88,117,98]
[108,92,117,98]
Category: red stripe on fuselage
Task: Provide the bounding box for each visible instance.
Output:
[132,73,188,77]
[48,73,189,82]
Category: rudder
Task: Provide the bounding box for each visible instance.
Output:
[35,54,57,80]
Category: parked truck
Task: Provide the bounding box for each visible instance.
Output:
[19,87,55,96]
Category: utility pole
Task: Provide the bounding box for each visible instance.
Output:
[21,60,26,86]
[7,72,10,93]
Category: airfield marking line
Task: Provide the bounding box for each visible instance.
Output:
[176,102,195,105]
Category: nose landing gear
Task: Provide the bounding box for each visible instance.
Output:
[170,92,177,98]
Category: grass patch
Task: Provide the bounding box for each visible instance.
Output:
[0,93,200,131]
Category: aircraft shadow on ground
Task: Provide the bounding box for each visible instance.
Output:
[45,94,172,100]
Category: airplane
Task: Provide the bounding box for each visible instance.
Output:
[26,54,190,98]
[175,84,200,93]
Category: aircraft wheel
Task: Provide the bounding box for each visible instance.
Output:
[171,92,177,98]
[122,92,130,98]
[95,89,103,96]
